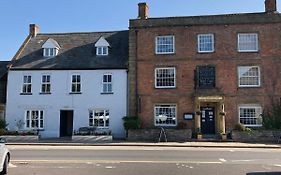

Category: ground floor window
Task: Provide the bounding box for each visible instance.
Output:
[239,104,262,127]
[154,104,177,126]
[89,109,109,128]
[25,110,44,129]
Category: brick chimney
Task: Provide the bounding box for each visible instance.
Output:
[138,2,149,19]
[265,0,277,13]
[29,24,39,37]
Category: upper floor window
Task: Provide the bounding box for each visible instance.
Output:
[155,67,176,88]
[155,35,175,54]
[42,38,60,57]
[196,66,216,89]
[238,33,258,52]
[89,109,109,128]
[95,37,110,56]
[238,66,260,87]
[198,34,214,53]
[102,74,112,93]
[96,46,108,56]
[43,48,58,57]
[154,104,177,126]
[41,75,51,94]
[71,74,81,93]
[22,75,32,94]
[25,110,44,129]
[239,104,262,127]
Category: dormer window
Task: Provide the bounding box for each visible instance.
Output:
[44,48,58,57]
[42,38,60,57]
[95,36,110,56]
[97,46,108,56]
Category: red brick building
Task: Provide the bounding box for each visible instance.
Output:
[128,0,281,136]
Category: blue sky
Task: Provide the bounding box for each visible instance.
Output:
[0,0,277,60]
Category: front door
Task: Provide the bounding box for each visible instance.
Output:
[200,107,215,134]
[60,110,74,137]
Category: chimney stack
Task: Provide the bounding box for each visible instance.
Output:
[29,24,39,37]
[138,3,149,19]
[265,0,277,13]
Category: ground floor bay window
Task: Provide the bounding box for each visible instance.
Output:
[25,110,44,129]
[239,104,262,127]
[154,104,177,126]
[89,109,109,128]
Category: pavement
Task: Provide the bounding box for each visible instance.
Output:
[6,140,281,149]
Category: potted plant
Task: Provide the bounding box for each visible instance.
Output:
[220,132,227,140]
[196,129,202,139]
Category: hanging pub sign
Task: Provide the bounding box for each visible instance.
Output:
[183,113,194,120]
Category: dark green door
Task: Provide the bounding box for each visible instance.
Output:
[200,107,215,134]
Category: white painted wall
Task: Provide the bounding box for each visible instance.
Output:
[6,69,127,138]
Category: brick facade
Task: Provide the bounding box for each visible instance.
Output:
[129,1,281,134]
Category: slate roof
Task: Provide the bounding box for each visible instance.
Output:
[0,61,10,78]
[11,30,128,70]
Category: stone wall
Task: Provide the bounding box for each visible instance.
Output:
[231,130,281,143]
[128,129,192,142]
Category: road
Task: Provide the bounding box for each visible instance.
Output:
[6,145,281,175]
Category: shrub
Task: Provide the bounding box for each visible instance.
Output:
[234,123,246,131]
[0,119,8,129]
[122,116,140,131]
[263,101,281,130]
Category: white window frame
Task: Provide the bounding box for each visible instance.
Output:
[71,74,81,93]
[43,48,58,57]
[154,104,177,127]
[197,34,214,53]
[96,46,108,56]
[155,35,175,54]
[238,33,259,52]
[155,67,176,88]
[89,109,109,128]
[239,104,262,127]
[22,75,32,94]
[41,74,51,93]
[238,66,261,87]
[102,74,113,93]
[25,110,44,129]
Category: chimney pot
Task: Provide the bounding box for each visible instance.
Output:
[29,24,39,37]
[265,0,277,13]
[138,3,149,19]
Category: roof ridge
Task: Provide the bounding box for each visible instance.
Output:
[37,30,128,36]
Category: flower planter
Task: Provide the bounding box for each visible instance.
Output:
[0,135,39,142]
[128,129,192,142]
[71,135,112,143]
[231,130,281,143]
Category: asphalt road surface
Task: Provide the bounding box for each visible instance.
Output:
[6,145,281,175]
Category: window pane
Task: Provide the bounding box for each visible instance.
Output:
[156,36,174,54]
[238,66,260,86]
[155,105,177,126]
[198,34,214,52]
[239,106,262,126]
[238,34,258,51]
[155,68,175,88]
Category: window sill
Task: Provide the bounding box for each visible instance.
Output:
[155,87,176,89]
[197,51,215,54]
[20,93,32,95]
[238,50,259,53]
[39,92,51,95]
[155,52,175,55]
[101,92,114,95]
[238,86,261,88]
[69,92,82,95]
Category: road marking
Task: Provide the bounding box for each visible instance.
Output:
[11,159,222,165]
[274,164,281,167]
[105,166,116,169]
[232,160,255,162]
[9,163,17,168]
[219,158,226,162]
